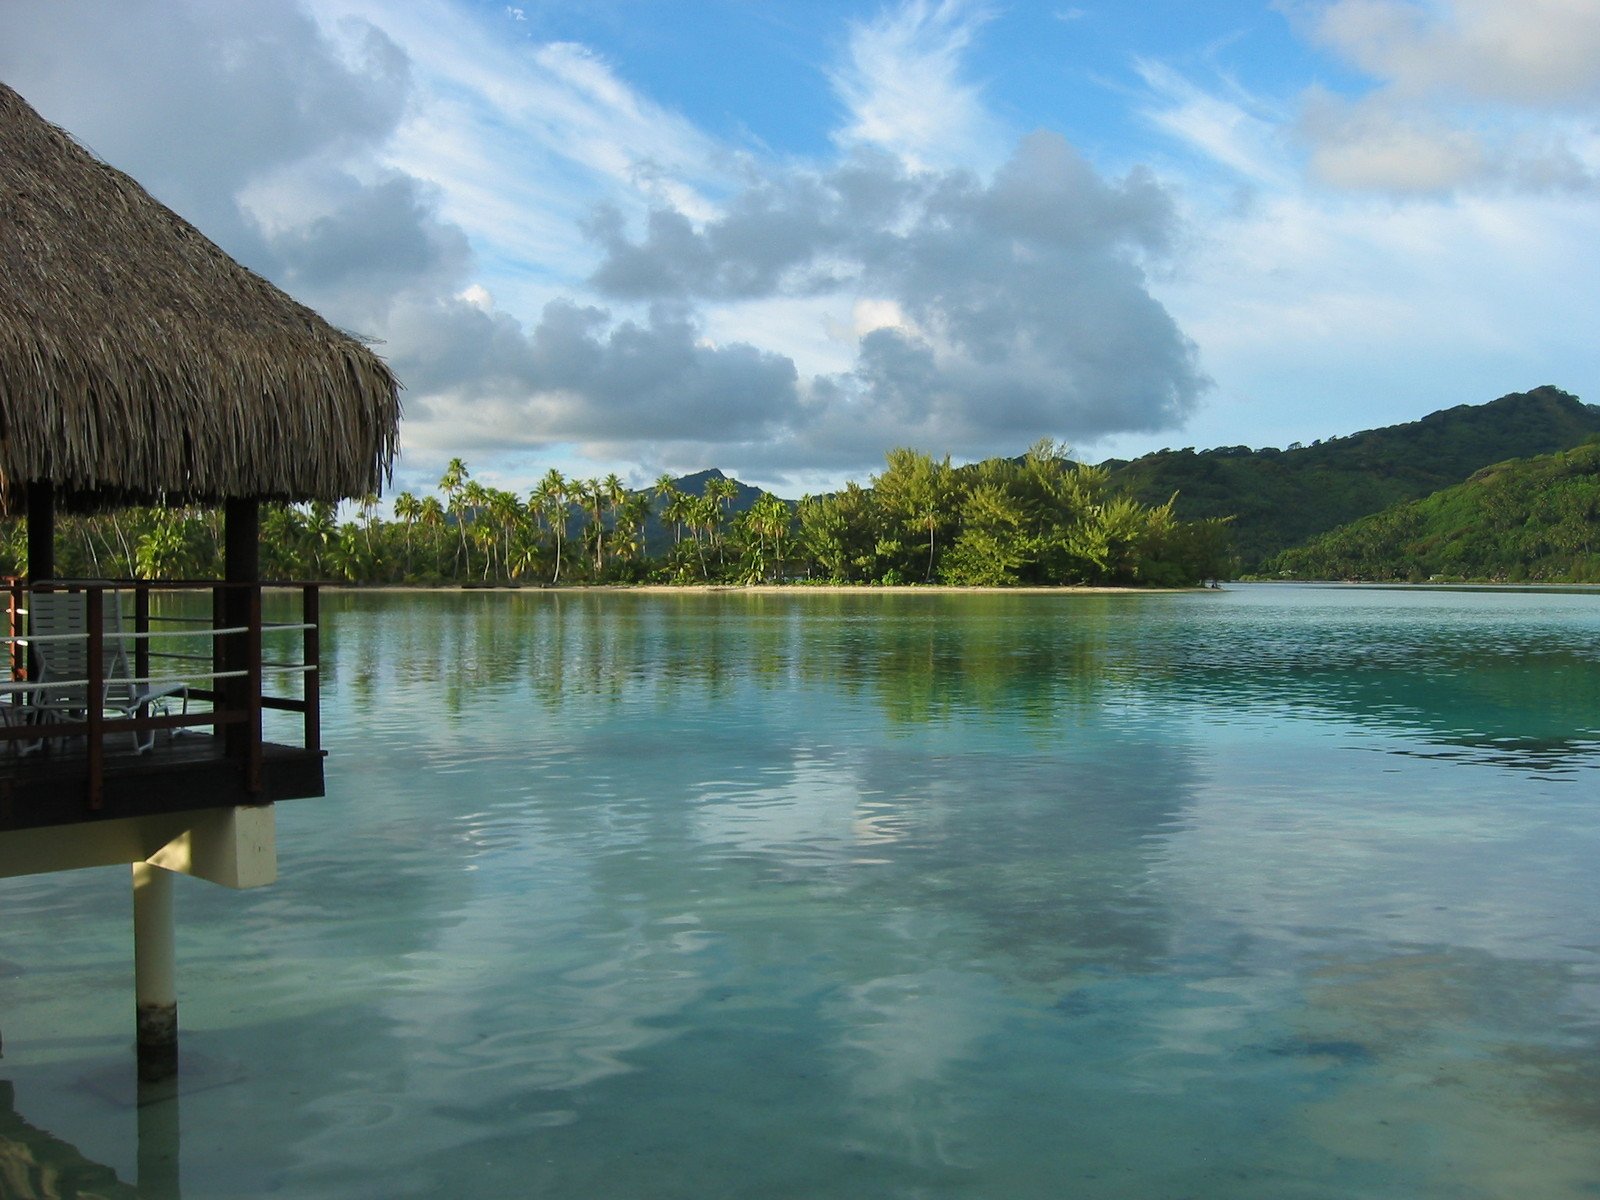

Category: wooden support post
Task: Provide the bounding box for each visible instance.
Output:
[26,480,53,582]
[224,497,259,585]
[304,585,321,756]
[223,499,259,765]
[86,586,104,810]
[7,577,22,684]
[24,483,53,689]
[134,583,151,691]
[246,586,262,793]
[132,861,178,1081]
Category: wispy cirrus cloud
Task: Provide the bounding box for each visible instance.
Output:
[829,0,1005,171]
[1135,58,1293,188]
[1078,0,1600,458]
[312,0,732,297]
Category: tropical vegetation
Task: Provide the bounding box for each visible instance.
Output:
[15,386,1594,588]
[0,442,1232,588]
[1105,386,1600,568]
[802,442,1231,587]
[1261,438,1600,584]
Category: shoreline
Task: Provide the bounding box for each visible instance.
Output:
[311,582,1213,596]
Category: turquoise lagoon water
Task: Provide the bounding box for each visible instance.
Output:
[3,583,1600,1198]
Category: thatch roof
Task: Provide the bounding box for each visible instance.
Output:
[0,82,401,510]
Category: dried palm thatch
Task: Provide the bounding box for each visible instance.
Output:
[0,82,400,512]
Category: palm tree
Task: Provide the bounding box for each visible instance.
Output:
[197,505,223,572]
[357,492,381,563]
[665,485,699,570]
[418,495,447,579]
[304,501,337,578]
[105,510,136,577]
[614,492,652,569]
[330,521,368,582]
[689,492,717,579]
[653,474,682,543]
[575,477,608,576]
[473,486,520,582]
[134,512,190,580]
[531,469,569,584]
[470,514,497,582]
[392,491,421,578]
[77,511,103,575]
[600,473,626,574]
[743,492,793,582]
[706,477,739,568]
[439,457,471,579]
[460,478,491,580]
[261,503,308,578]
[486,488,524,583]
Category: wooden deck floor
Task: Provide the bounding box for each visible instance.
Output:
[0,733,323,833]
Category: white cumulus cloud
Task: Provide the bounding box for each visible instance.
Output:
[1288,0,1600,195]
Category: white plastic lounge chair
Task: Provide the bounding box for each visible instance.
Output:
[26,589,189,753]
[0,680,32,753]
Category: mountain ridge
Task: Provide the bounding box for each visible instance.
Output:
[1098,386,1600,567]
[659,386,1599,573]
[1260,437,1600,583]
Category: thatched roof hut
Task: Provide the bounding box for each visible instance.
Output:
[0,82,400,512]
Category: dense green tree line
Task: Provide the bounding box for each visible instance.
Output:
[803,441,1231,586]
[1106,386,1600,568]
[0,442,1232,587]
[1261,439,1600,583]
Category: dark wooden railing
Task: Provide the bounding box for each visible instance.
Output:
[2,579,322,809]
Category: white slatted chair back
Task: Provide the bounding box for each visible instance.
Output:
[27,589,188,752]
[27,589,123,712]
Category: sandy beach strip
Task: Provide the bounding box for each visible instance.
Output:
[314,582,1210,595]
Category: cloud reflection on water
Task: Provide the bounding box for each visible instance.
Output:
[5,585,1600,1197]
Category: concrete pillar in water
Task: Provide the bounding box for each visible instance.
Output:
[133,861,178,1081]
[137,1074,183,1197]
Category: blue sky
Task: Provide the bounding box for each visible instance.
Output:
[3,0,1598,500]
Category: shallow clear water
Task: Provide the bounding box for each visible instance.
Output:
[4,583,1600,1198]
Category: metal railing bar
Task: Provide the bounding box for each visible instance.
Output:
[5,578,323,806]
[6,632,114,644]
[5,626,310,645]
[3,661,313,684]
[19,620,315,640]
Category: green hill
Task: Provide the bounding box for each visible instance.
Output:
[1101,386,1600,568]
[666,468,764,509]
[642,468,769,556]
[1261,438,1600,583]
